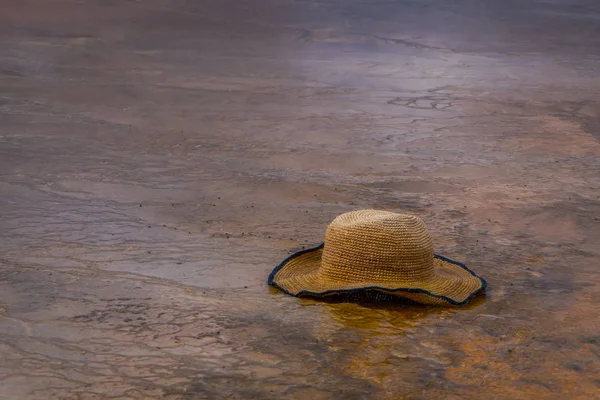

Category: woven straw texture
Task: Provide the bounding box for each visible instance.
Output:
[269,210,486,306]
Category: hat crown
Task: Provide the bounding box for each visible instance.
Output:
[319,210,435,283]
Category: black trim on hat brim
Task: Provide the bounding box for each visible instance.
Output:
[267,243,487,306]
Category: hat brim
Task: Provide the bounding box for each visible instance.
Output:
[268,244,487,306]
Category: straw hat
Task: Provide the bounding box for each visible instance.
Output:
[268,210,486,306]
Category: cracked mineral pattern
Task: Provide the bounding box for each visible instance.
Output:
[1,0,600,399]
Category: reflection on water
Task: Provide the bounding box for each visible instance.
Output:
[302,291,467,328]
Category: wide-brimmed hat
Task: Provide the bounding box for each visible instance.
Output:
[268,210,486,306]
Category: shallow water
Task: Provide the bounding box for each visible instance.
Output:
[1,0,600,398]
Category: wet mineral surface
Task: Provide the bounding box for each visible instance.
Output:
[1,0,599,399]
